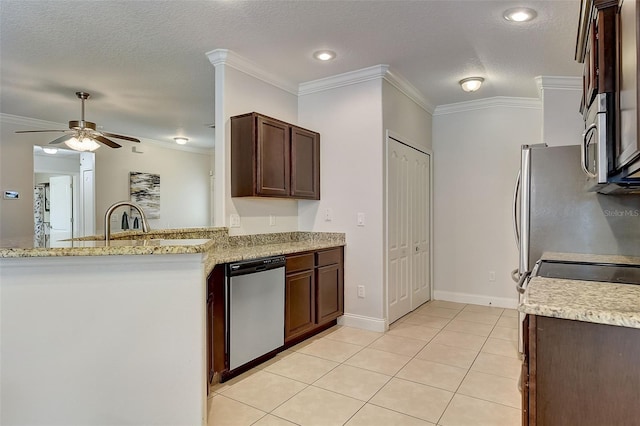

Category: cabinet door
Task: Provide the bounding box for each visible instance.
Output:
[584,19,598,109]
[285,270,315,342]
[257,116,290,197]
[291,127,320,200]
[207,275,214,387]
[316,263,344,325]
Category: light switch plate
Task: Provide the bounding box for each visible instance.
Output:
[357,212,365,227]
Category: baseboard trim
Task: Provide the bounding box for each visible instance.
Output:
[433,290,518,309]
[337,314,387,332]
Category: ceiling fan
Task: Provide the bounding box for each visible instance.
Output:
[15,91,141,151]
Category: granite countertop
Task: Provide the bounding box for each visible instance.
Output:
[519,252,640,329]
[0,228,346,266]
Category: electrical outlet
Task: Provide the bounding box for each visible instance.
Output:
[230,214,241,228]
[357,285,365,298]
[489,271,496,282]
[269,215,276,226]
[357,212,365,227]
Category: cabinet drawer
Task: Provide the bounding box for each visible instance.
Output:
[316,248,342,267]
[286,253,314,273]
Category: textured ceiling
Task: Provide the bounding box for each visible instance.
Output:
[0,0,582,149]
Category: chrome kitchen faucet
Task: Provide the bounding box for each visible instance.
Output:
[104,201,150,242]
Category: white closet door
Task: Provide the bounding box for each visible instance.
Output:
[411,150,430,308]
[387,143,411,324]
[387,136,431,324]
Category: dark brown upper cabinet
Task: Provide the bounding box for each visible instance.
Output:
[231,112,320,200]
[576,0,617,114]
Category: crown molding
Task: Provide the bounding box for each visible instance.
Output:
[298,64,434,114]
[206,49,298,95]
[535,76,582,96]
[298,64,389,95]
[1,113,213,154]
[433,96,542,116]
[1,113,66,129]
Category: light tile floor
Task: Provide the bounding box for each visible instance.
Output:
[208,300,521,426]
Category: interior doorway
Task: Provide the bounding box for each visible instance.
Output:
[386,132,432,325]
[33,146,95,244]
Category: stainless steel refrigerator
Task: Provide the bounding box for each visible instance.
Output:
[513,144,640,350]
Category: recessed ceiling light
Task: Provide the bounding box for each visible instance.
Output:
[459,77,484,92]
[503,7,537,22]
[174,137,188,145]
[42,147,58,154]
[313,50,336,61]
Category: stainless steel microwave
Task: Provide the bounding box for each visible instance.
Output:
[580,0,640,195]
[582,91,640,194]
[581,93,624,192]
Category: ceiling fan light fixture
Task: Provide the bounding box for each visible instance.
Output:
[459,77,484,92]
[174,137,188,145]
[65,136,100,152]
[42,147,58,155]
[503,7,537,22]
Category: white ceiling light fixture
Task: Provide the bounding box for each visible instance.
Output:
[459,77,484,92]
[503,7,537,22]
[174,137,188,145]
[42,147,58,154]
[65,136,101,152]
[313,50,336,61]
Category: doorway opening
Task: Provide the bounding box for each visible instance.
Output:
[33,146,95,245]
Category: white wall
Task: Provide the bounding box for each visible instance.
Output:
[1,121,38,240]
[537,76,583,146]
[432,98,542,307]
[382,80,432,151]
[95,141,212,232]
[298,79,385,323]
[213,61,300,235]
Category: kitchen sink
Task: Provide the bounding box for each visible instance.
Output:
[536,260,640,285]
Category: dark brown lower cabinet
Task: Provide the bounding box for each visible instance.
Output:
[285,247,344,345]
[522,314,640,426]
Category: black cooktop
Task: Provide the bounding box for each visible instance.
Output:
[535,260,640,285]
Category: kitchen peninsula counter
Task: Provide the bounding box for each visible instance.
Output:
[0,228,345,266]
[518,252,640,329]
[0,228,345,426]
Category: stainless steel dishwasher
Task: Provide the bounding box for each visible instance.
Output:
[226,255,286,371]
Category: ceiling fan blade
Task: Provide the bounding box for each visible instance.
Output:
[49,135,73,145]
[102,132,140,143]
[16,130,67,134]
[95,135,122,148]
